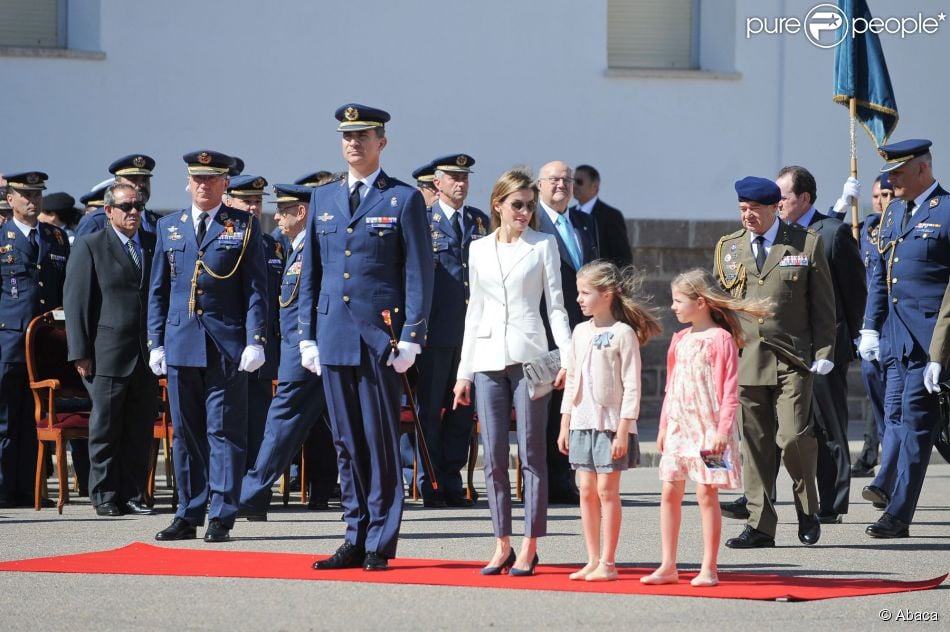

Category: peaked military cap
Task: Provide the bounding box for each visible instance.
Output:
[5,171,49,191]
[878,139,932,173]
[109,154,155,176]
[412,162,436,183]
[432,153,475,174]
[295,170,335,187]
[229,156,245,177]
[80,179,114,207]
[273,184,313,204]
[43,192,77,213]
[227,174,269,197]
[183,150,234,176]
[335,103,390,132]
[735,176,781,205]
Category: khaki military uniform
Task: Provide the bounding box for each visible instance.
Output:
[715,219,836,536]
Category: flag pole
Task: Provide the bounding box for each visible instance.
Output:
[849,97,860,240]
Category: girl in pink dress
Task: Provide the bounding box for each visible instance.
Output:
[641,269,772,588]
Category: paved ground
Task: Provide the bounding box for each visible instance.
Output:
[1,436,948,631]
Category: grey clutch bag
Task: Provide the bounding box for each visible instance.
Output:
[522,349,561,400]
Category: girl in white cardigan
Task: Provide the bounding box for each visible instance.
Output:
[557,261,662,581]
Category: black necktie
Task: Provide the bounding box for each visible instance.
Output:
[126,239,142,275]
[901,200,916,230]
[349,181,364,215]
[196,212,208,244]
[27,228,39,262]
[754,235,767,272]
[451,212,463,241]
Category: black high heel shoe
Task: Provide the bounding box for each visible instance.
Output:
[509,553,539,577]
[480,549,516,575]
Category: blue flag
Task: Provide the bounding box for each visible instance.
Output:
[832,0,898,146]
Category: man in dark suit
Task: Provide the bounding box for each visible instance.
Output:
[65,183,159,517]
[573,164,632,266]
[535,160,598,505]
[776,166,866,524]
[75,154,160,237]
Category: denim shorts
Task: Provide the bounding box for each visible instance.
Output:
[569,429,639,473]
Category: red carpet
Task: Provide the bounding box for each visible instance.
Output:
[0,543,944,601]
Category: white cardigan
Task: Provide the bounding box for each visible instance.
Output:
[457,227,572,380]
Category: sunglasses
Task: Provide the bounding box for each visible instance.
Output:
[509,200,536,212]
[110,202,142,213]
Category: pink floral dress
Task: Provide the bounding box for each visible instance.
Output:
[658,328,742,488]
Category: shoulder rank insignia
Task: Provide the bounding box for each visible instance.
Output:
[377,176,387,188]
[180,213,188,222]
[432,213,441,222]
[317,212,334,222]
[930,197,940,208]
[7,231,16,240]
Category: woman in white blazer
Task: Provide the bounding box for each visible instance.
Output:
[453,169,572,576]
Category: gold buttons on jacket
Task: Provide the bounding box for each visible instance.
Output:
[757,318,764,324]
[343,272,350,279]
[758,280,764,285]
[197,309,204,315]
[343,295,350,303]
[347,228,353,234]
[345,250,352,257]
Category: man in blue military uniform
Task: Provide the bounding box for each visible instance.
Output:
[147,150,268,543]
[224,174,282,472]
[79,180,112,215]
[412,161,439,209]
[410,153,489,508]
[76,155,160,237]
[240,183,335,518]
[0,172,70,507]
[299,103,433,571]
[858,139,950,538]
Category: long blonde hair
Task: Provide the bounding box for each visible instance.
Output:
[671,268,773,347]
[577,261,662,345]
[488,168,540,231]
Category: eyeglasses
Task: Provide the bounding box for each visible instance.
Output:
[509,200,536,212]
[110,202,142,213]
[540,177,574,185]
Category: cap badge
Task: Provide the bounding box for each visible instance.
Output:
[456,155,468,167]
[253,178,265,189]
[198,152,212,165]
[877,148,888,159]
[133,156,146,168]
[26,173,39,185]
[345,106,359,121]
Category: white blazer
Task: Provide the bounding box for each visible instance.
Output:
[457,227,572,380]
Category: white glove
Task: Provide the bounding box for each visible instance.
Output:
[810,359,835,375]
[924,361,942,394]
[857,329,880,362]
[238,344,266,372]
[299,340,321,376]
[386,341,420,374]
[148,347,167,376]
[832,176,861,214]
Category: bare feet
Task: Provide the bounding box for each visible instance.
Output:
[690,572,719,587]
[585,561,619,582]
[640,568,679,585]
[569,561,599,581]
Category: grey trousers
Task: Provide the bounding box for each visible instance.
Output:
[474,364,550,538]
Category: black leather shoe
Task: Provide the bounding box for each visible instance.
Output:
[307,497,329,511]
[96,501,122,517]
[204,519,231,543]
[720,495,750,520]
[155,518,197,541]
[866,512,909,538]
[423,497,447,508]
[244,512,267,522]
[122,500,155,516]
[862,485,889,508]
[797,513,821,545]
[445,494,474,508]
[725,525,775,549]
[818,512,843,524]
[363,551,389,571]
[314,541,365,570]
[850,461,875,478]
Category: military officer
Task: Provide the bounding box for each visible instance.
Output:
[715,176,835,549]
[79,180,112,215]
[0,172,69,507]
[299,103,433,571]
[412,161,439,209]
[224,174,282,472]
[147,150,268,543]
[859,139,950,538]
[409,153,489,508]
[239,184,335,518]
[76,155,160,236]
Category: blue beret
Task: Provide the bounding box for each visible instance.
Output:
[335,103,390,132]
[109,154,155,176]
[878,139,932,172]
[273,184,313,204]
[879,172,893,190]
[79,178,114,206]
[735,176,781,205]
[227,174,269,196]
[5,171,49,191]
[229,156,245,177]
[412,162,436,183]
[183,150,234,176]
[294,171,335,187]
[432,153,475,174]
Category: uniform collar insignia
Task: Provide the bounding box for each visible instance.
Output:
[930,197,940,208]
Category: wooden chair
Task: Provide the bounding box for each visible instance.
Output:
[25,309,91,513]
[146,379,175,507]
[467,408,522,501]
